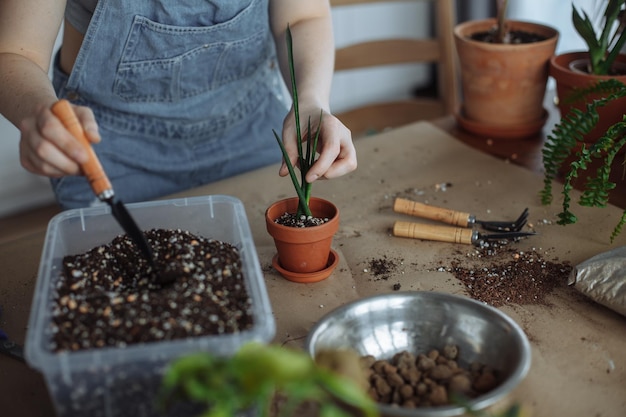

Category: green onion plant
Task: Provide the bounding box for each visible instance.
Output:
[273,25,322,218]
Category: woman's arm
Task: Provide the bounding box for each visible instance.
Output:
[269,0,357,182]
[0,0,63,123]
[0,0,97,177]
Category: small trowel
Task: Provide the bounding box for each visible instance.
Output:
[51,99,156,268]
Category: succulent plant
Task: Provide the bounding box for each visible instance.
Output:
[572,0,626,75]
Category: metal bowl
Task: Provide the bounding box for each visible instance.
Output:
[305,291,531,417]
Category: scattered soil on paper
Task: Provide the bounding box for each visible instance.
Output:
[366,256,403,281]
[51,229,252,352]
[432,243,572,307]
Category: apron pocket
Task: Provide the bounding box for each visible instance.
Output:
[113,14,268,103]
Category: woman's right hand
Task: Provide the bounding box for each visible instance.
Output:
[0,0,84,177]
[18,102,101,178]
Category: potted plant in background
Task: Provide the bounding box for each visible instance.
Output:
[265,27,340,283]
[549,0,626,143]
[541,0,626,243]
[541,78,626,242]
[454,0,559,140]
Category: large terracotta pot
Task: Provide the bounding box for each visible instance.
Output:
[454,19,559,139]
[549,52,626,143]
[265,197,339,282]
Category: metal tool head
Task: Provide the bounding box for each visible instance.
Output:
[108,199,155,267]
[476,208,529,232]
[475,230,537,244]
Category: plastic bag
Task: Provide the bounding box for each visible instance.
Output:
[568,246,626,317]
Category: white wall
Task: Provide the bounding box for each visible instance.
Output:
[330,1,432,113]
[508,0,596,54]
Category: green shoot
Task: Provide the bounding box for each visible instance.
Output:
[273,25,322,218]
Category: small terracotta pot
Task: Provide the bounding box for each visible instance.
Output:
[265,197,339,278]
[549,52,626,143]
[454,19,558,138]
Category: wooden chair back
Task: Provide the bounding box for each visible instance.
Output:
[331,0,458,137]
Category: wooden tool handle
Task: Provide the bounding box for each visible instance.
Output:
[393,198,471,227]
[51,99,112,198]
[393,221,474,245]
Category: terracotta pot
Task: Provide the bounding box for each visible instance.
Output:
[454,19,558,138]
[265,197,339,279]
[549,52,626,143]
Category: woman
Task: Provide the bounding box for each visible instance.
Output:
[0,0,356,209]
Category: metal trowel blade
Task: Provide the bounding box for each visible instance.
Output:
[107,199,155,266]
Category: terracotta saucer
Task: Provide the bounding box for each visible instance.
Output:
[272,249,339,283]
[455,107,549,140]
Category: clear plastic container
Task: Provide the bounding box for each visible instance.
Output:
[25,195,275,417]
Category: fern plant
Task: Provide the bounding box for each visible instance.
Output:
[541,78,626,242]
[273,26,322,218]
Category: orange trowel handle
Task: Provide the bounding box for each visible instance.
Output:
[51,99,112,199]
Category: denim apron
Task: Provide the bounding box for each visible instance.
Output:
[52,0,289,209]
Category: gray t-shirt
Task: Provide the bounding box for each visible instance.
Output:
[65,0,98,34]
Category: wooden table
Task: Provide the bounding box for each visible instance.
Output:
[1,113,625,417]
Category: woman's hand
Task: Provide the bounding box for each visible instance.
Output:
[18,103,101,178]
[279,105,357,183]
[270,1,354,183]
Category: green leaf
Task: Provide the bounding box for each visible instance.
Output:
[611,210,626,242]
[540,80,626,232]
[273,129,311,216]
[319,403,353,417]
[572,0,626,74]
[161,343,380,417]
[281,24,322,217]
[572,6,601,57]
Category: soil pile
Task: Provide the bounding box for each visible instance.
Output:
[441,244,572,307]
[51,229,253,352]
[471,29,547,44]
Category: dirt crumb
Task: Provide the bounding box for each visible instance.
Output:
[366,256,403,281]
